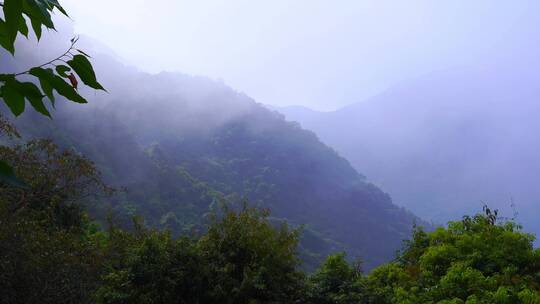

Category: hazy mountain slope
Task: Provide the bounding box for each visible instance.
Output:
[276,62,540,237]
[1,40,422,270]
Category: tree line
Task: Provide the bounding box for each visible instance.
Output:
[0,124,539,303]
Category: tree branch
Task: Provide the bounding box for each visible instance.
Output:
[14,38,78,76]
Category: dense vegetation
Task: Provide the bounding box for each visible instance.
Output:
[0,0,104,183]
[2,3,539,302]
[1,122,539,303]
[1,2,420,268]
[1,50,422,269]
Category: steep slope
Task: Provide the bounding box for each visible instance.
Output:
[277,61,540,237]
[1,42,421,270]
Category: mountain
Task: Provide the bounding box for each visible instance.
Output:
[1,37,423,270]
[275,61,540,238]
[265,105,325,124]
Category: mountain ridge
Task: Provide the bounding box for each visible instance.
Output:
[276,60,540,238]
[2,40,424,270]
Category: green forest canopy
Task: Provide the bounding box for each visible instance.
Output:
[0,132,539,303]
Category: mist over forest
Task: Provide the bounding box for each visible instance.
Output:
[2,24,425,270]
[274,35,540,238]
[1,1,540,303]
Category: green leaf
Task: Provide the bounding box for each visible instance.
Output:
[24,0,55,29]
[3,0,23,49]
[1,81,25,116]
[18,16,29,38]
[30,17,42,40]
[29,67,88,104]
[19,82,50,117]
[37,70,55,105]
[0,78,50,117]
[21,0,54,40]
[1,74,51,118]
[45,0,68,17]
[0,74,16,82]
[67,54,106,91]
[0,19,15,54]
[76,48,92,58]
[0,160,27,188]
[55,65,71,77]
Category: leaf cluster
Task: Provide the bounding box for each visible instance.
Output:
[0,0,67,54]
[1,37,106,118]
[0,0,105,184]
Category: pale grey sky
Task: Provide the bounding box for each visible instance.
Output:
[62,0,539,110]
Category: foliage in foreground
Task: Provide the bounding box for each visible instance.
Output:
[365,207,540,303]
[0,126,305,303]
[0,129,539,303]
[0,0,105,184]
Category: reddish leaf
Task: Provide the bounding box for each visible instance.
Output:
[67,73,78,90]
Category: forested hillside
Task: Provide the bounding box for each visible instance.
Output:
[1,38,421,269]
[2,2,540,302]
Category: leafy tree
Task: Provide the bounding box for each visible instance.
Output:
[198,203,306,303]
[0,204,106,304]
[365,206,540,303]
[0,122,110,303]
[307,253,366,304]
[95,203,307,304]
[0,0,104,183]
[95,226,209,304]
